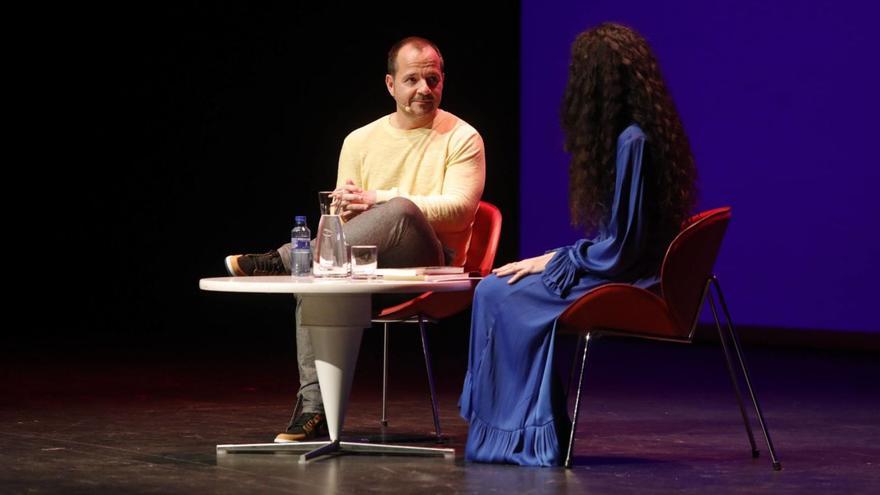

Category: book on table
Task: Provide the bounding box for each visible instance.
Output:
[376,266,477,281]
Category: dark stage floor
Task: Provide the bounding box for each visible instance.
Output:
[1,331,878,494]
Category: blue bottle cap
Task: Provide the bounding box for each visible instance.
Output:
[295,215,306,222]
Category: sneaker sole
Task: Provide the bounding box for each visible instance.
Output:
[273,429,328,443]
[274,433,306,443]
[225,255,245,276]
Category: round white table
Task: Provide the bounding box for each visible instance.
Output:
[199,276,474,463]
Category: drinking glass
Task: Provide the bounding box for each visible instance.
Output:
[350,245,378,279]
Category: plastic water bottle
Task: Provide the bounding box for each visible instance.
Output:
[291,216,312,277]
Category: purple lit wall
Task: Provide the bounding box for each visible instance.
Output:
[522,1,879,332]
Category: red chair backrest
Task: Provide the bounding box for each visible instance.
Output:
[463,201,503,276]
[660,207,732,332]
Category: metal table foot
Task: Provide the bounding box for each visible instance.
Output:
[216,440,455,463]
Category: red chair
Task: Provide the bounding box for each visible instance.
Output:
[556,207,781,470]
[373,201,502,439]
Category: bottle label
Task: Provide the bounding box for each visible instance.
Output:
[293,239,310,250]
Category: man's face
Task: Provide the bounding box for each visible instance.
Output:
[386,44,444,118]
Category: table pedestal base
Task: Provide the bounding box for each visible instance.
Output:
[198,280,474,465]
[216,440,454,463]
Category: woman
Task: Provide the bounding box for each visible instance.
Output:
[459,23,698,466]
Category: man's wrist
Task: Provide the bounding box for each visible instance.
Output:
[374,188,398,203]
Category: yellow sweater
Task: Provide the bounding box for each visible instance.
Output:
[336,110,486,266]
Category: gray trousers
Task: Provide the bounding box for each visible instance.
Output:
[276,198,446,414]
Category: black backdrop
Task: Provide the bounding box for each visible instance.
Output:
[28,3,520,356]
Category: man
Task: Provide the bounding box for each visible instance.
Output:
[225,36,486,442]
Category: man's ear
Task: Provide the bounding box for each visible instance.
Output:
[385,74,394,96]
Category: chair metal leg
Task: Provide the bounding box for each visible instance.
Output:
[381,323,389,427]
[710,276,782,471]
[565,332,591,469]
[707,288,759,458]
[418,315,443,441]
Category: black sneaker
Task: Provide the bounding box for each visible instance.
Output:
[225,251,288,276]
[274,412,328,443]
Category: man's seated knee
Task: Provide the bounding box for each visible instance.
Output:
[379,197,423,221]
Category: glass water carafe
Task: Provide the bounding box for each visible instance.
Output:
[313,192,350,277]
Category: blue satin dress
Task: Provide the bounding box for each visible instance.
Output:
[460,125,665,466]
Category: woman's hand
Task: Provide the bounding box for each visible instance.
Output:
[492,252,556,284]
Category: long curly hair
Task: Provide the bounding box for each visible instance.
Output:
[561,23,697,237]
